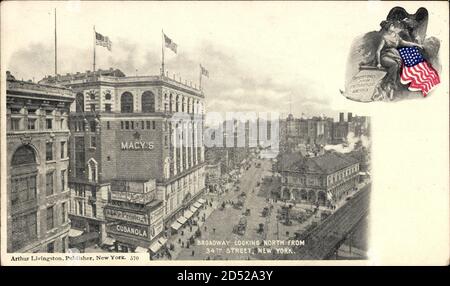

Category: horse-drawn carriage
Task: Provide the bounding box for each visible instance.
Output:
[232,217,247,235]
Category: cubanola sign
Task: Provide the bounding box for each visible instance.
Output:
[121,131,154,150]
[113,223,149,239]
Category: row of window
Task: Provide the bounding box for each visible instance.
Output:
[328,165,359,184]
[45,169,67,196]
[73,199,97,218]
[86,103,112,112]
[10,202,67,252]
[76,91,203,114]
[9,117,66,131]
[10,170,66,206]
[119,120,157,130]
[46,141,67,161]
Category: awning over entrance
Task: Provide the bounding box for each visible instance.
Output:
[171,221,182,230]
[193,202,202,208]
[135,246,148,253]
[198,198,206,204]
[68,228,84,238]
[103,237,116,246]
[184,210,194,220]
[158,237,168,246]
[69,232,99,245]
[149,241,162,253]
[177,216,188,225]
[149,237,168,253]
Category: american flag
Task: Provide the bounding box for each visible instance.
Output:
[95,32,112,51]
[398,46,440,96]
[200,64,209,78]
[164,33,177,54]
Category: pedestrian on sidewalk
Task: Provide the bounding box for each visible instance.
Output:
[213,228,216,234]
[192,250,195,256]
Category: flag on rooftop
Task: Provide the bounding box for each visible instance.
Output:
[164,33,177,54]
[200,64,209,78]
[95,31,112,51]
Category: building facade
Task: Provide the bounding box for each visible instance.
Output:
[280,112,370,152]
[6,72,74,253]
[278,151,359,208]
[40,69,206,251]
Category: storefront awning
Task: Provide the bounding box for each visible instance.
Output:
[171,221,182,230]
[190,205,199,213]
[193,202,202,208]
[69,232,99,245]
[103,237,116,246]
[177,216,188,225]
[135,246,148,253]
[68,228,84,238]
[149,240,163,253]
[158,237,168,246]
[184,210,194,220]
[150,237,168,253]
[198,198,206,204]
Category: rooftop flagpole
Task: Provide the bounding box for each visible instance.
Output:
[54,8,57,76]
[93,26,96,72]
[199,65,202,90]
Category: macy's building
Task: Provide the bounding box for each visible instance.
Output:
[40,69,206,252]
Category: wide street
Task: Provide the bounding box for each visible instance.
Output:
[175,157,309,260]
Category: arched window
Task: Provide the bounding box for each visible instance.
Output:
[317,191,326,206]
[12,145,36,166]
[141,91,155,113]
[76,93,84,113]
[308,190,316,203]
[10,145,38,213]
[169,94,173,112]
[282,188,291,200]
[121,92,134,113]
[87,159,98,182]
[181,97,185,112]
[300,189,308,201]
[176,95,180,112]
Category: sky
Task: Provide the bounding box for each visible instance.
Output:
[2,1,447,120]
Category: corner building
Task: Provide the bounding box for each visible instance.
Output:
[40,70,206,251]
[6,72,74,252]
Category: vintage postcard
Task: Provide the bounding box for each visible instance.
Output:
[1,1,448,266]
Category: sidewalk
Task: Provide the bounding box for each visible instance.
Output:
[155,200,218,260]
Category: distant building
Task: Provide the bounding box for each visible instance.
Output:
[280,112,370,150]
[6,72,74,252]
[204,119,254,175]
[205,163,222,192]
[278,151,359,207]
[40,69,206,252]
